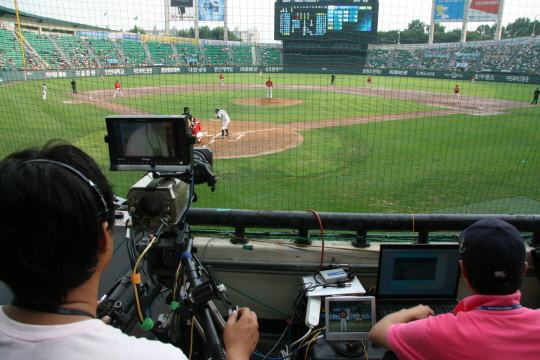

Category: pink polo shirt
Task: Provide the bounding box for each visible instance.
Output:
[387,291,540,360]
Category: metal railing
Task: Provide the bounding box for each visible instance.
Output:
[186,209,540,248]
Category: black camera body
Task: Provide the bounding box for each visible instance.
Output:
[105,115,217,231]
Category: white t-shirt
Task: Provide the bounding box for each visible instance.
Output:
[0,306,187,360]
[215,110,230,127]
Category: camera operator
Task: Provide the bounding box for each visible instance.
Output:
[0,140,259,360]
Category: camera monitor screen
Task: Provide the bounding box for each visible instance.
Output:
[105,115,194,172]
[325,296,376,341]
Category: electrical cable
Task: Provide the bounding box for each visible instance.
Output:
[189,314,195,360]
[132,222,165,325]
[290,327,313,348]
[303,332,323,360]
[254,343,308,360]
[363,341,369,360]
[219,281,290,317]
[261,322,291,360]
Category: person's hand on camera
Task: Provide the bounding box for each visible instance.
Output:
[97,300,111,324]
[224,307,259,360]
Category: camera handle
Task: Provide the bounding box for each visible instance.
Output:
[181,235,226,360]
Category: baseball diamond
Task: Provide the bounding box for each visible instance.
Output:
[62,83,525,159]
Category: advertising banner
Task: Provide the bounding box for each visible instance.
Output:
[170,14,196,21]
[76,30,109,38]
[434,0,465,22]
[123,34,141,40]
[433,0,498,22]
[199,0,224,21]
[467,0,499,21]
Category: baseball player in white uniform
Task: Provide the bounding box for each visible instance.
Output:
[215,108,230,139]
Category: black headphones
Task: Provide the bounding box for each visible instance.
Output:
[22,159,109,220]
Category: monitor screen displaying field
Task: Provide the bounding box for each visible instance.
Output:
[325,296,375,341]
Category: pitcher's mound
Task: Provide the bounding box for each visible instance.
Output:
[233,98,303,106]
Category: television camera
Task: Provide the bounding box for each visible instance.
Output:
[100,115,230,360]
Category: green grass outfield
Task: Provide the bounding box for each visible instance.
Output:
[1,73,539,214]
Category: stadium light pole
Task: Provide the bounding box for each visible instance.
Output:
[13,0,27,71]
[460,0,469,43]
[494,0,505,40]
[428,0,436,44]
[165,0,170,36]
[223,0,228,42]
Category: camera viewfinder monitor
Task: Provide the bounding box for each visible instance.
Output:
[325,296,376,341]
[105,115,194,172]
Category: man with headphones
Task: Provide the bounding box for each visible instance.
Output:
[0,140,258,359]
[369,218,540,359]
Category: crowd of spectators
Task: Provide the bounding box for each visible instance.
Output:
[147,42,177,65]
[118,39,149,66]
[417,48,453,69]
[259,45,281,65]
[203,45,230,65]
[367,49,391,68]
[56,34,98,68]
[511,44,540,73]
[231,45,253,65]
[367,44,539,73]
[392,49,422,69]
[2,27,539,73]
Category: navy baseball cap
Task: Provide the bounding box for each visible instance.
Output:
[458,218,526,281]
[184,107,190,111]
[215,108,220,112]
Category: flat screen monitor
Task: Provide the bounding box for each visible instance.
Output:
[105,115,194,172]
[325,296,376,341]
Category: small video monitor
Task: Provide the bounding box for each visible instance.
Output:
[105,115,193,172]
[325,296,376,341]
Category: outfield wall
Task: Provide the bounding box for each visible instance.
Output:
[1,66,539,85]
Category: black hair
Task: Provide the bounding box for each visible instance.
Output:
[466,267,523,295]
[0,140,115,305]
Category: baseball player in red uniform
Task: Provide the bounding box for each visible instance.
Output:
[265,78,273,99]
[367,77,372,88]
[340,310,348,331]
[215,108,230,139]
[454,85,461,103]
[113,80,123,98]
[190,118,203,143]
[219,74,225,86]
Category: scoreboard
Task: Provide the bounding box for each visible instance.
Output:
[275,1,378,41]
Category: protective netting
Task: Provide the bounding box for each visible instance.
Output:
[1,0,539,214]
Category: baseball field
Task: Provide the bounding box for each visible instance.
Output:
[1,72,539,214]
